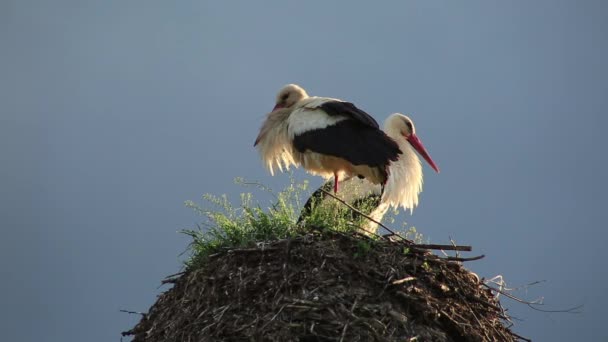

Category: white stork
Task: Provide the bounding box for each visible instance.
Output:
[254,84,401,193]
[298,113,439,234]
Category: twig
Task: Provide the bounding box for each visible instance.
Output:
[160,278,179,285]
[228,247,280,253]
[214,304,231,321]
[444,254,485,262]
[319,189,474,252]
[510,280,547,292]
[351,298,359,313]
[319,189,413,244]
[119,309,146,317]
[511,331,533,342]
[449,236,460,258]
[392,276,416,285]
[158,271,186,286]
[483,284,584,314]
[164,271,185,279]
[260,304,287,330]
[414,244,472,252]
[160,272,184,285]
[339,322,349,342]
[466,293,504,312]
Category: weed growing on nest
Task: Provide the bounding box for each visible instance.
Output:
[182,176,304,268]
[182,176,424,269]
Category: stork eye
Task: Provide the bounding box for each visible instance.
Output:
[281,94,289,101]
[403,120,413,131]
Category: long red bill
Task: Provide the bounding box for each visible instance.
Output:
[407,133,440,173]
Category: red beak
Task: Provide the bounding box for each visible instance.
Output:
[272,103,284,112]
[406,133,440,173]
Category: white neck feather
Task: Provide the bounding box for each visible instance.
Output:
[381,126,423,213]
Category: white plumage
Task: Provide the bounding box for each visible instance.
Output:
[299,113,439,234]
[287,100,347,137]
[254,108,295,175]
[255,84,401,193]
[380,114,427,212]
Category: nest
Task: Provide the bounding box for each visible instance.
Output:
[124,231,523,341]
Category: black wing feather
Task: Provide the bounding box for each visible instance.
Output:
[318,101,380,129]
[292,120,401,167]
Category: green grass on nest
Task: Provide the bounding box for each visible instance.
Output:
[182,176,423,270]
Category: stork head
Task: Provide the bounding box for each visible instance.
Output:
[385,114,440,173]
[273,84,308,111]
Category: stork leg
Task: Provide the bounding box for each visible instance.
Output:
[381,174,388,196]
[333,172,339,193]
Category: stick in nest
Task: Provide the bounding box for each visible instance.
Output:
[318,189,473,252]
[318,189,413,243]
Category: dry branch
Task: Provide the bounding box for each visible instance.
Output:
[319,189,473,252]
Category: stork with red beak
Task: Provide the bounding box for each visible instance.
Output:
[254,84,401,193]
[298,113,439,234]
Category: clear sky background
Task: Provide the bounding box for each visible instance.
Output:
[1,1,607,341]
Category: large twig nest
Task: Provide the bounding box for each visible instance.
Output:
[124,231,521,341]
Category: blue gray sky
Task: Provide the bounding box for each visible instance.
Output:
[1,1,607,341]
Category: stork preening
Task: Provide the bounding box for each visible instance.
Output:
[254,84,401,193]
[298,114,439,234]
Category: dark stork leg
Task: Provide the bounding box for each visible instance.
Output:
[297,181,333,224]
[333,172,339,193]
[381,170,389,197]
